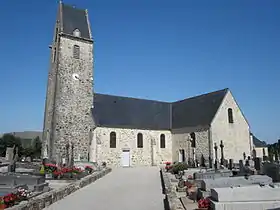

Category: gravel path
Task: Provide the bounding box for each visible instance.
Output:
[44,167,165,210]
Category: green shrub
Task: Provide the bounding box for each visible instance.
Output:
[171,162,188,174]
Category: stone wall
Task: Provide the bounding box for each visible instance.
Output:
[160,169,184,210]
[48,35,94,161]
[211,90,251,162]
[90,127,172,167]
[172,127,210,162]
[255,147,268,158]
[7,168,111,210]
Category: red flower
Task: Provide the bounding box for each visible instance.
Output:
[198,198,210,208]
[44,163,57,167]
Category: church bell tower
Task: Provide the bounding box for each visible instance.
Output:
[42,2,94,161]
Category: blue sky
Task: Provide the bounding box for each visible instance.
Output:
[0,0,279,143]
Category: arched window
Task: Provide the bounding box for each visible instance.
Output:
[160,134,165,148]
[110,132,116,148]
[137,133,143,148]
[73,45,80,59]
[73,28,81,37]
[190,132,196,148]
[228,108,234,123]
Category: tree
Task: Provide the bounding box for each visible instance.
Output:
[0,134,23,157]
[33,136,42,158]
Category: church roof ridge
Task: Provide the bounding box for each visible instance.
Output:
[173,88,229,104]
[95,92,170,104]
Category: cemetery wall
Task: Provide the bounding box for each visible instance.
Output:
[211,90,251,162]
[91,127,172,167]
[7,168,111,210]
[172,127,210,162]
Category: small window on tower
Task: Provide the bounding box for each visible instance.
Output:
[73,29,81,37]
[73,45,80,59]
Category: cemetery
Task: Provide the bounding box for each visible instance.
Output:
[161,141,280,210]
[0,143,111,209]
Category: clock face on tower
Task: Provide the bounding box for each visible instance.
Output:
[72,73,80,81]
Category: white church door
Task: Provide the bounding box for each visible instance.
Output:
[121,149,130,167]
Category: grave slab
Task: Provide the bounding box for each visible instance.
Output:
[201,175,272,191]
[211,200,280,210]
[211,185,280,202]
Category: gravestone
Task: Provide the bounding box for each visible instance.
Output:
[193,169,232,180]
[262,163,280,182]
[254,157,261,171]
[239,160,245,173]
[5,147,14,161]
[8,146,18,173]
[229,159,233,170]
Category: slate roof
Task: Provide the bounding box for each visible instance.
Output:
[60,3,91,39]
[251,133,267,148]
[93,93,172,130]
[93,88,229,130]
[172,88,228,129]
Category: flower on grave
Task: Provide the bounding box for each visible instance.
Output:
[72,167,83,174]
[53,170,63,177]
[17,187,32,199]
[44,163,58,173]
[61,167,72,174]
[3,193,19,207]
[198,197,210,209]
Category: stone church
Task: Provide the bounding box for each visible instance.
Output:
[42,2,254,167]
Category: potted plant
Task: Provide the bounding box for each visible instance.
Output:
[0,198,5,210]
[44,163,57,179]
[3,193,18,208]
[165,161,172,172]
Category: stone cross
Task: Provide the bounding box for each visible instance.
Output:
[214,143,218,160]
[214,143,218,170]
[220,140,224,166]
[229,159,233,170]
[200,154,206,167]
[243,152,246,160]
[208,156,213,168]
[252,148,257,160]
